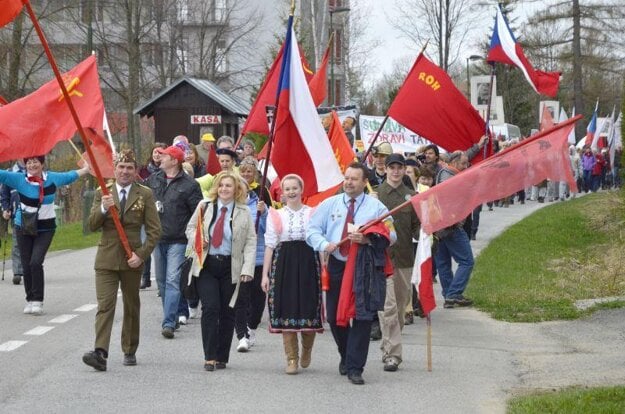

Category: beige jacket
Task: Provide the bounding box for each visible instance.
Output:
[185,199,256,306]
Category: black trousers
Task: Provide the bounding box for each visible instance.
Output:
[327,256,373,376]
[234,265,266,339]
[16,229,55,302]
[196,256,236,362]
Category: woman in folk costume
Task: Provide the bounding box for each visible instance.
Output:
[0,155,90,315]
[261,174,323,375]
[185,171,256,371]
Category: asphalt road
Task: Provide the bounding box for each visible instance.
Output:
[1,196,623,413]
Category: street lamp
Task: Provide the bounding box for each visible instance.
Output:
[329,5,350,106]
[466,54,483,101]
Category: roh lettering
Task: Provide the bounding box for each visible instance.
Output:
[418,72,441,91]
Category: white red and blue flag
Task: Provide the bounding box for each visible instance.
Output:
[270,16,343,196]
[584,102,598,147]
[487,6,560,97]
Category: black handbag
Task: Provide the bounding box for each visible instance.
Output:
[178,257,198,301]
[20,209,39,236]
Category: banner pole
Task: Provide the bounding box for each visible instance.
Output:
[426,314,432,372]
[22,0,132,258]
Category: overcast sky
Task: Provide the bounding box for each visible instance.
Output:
[357,0,544,84]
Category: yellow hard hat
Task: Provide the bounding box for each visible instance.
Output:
[201,133,215,142]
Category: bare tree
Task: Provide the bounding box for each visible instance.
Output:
[392,0,484,72]
[528,0,625,139]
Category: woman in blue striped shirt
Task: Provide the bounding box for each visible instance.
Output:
[0,155,90,315]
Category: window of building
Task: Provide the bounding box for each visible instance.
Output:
[215,39,227,73]
[214,0,227,22]
[177,0,189,22]
[334,29,342,65]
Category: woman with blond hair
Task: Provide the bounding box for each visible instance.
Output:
[261,174,323,375]
[185,171,256,371]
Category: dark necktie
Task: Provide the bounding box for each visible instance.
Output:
[211,206,228,248]
[119,188,127,217]
[339,198,356,256]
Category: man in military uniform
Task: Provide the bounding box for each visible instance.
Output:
[82,150,161,371]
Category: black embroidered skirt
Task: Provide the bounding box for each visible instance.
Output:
[268,240,323,333]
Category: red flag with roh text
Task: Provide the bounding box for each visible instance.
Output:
[388,53,490,163]
[0,55,104,162]
[411,117,580,234]
[0,0,23,27]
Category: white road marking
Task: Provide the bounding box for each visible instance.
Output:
[74,304,98,312]
[49,314,78,324]
[0,340,28,352]
[24,326,55,336]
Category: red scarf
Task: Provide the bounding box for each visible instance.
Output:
[27,175,44,203]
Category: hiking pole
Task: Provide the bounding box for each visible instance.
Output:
[1,232,7,281]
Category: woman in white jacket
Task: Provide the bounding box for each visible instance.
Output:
[186,171,256,371]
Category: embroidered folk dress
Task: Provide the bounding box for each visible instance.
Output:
[265,205,323,333]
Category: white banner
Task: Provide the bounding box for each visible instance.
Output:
[359,115,441,153]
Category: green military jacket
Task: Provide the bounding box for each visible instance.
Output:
[377,181,420,268]
[89,181,161,271]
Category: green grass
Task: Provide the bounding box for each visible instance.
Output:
[508,386,625,414]
[0,221,100,259]
[468,193,625,322]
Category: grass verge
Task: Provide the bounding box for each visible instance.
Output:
[508,386,625,414]
[468,192,625,322]
[0,221,99,259]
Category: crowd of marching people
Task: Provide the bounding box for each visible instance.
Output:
[1,121,617,385]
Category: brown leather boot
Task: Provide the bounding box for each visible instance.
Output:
[300,332,315,368]
[282,333,298,374]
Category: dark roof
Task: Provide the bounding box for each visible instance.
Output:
[134,76,250,117]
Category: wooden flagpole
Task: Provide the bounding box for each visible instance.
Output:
[426,314,433,371]
[22,0,132,258]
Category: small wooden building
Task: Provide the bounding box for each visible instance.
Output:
[134,77,249,145]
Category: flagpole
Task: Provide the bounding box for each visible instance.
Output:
[0,95,8,105]
[426,314,432,372]
[22,0,132,259]
[483,63,496,159]
[256,5,296,231]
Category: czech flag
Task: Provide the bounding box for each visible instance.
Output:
[270,16,343,197]
[487,5,560,97]
[584,102,598,147]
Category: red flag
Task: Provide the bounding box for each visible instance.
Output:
[205,145,220,175]
[307,41,330,107]
[0,0,23,28]
[78,128,114,178]
[387,53,491,163]
[0,55,104,162]
[241,44,317,137]
[410,117,580,234]
[270,17,343,197]
[304,111,355,206]
[540,104,555,131]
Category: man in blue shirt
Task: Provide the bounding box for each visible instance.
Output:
[307,162,396,385]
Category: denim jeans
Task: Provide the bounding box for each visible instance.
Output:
[434,227,474,299]
[153,242,186,329]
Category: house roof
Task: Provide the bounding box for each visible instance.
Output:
[134,76,250,117]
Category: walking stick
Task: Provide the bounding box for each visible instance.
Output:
[1,232,7,281]
[426,314,432,372]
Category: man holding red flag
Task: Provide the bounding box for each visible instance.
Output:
[307,162,396,385]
